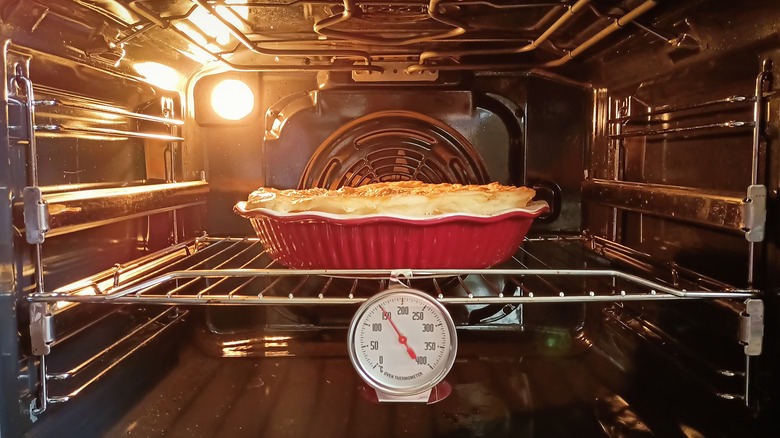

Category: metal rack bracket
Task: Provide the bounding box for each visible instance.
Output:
[23,186,48,244]
[582,179,764,239]
[743,185,766,242]
[29,303,53,356]
[739,299,764,356]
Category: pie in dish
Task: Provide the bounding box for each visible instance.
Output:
[242,181,542,217]
[235,181,549,268]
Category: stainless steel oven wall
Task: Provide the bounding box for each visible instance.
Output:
[577,0,779,421]
[0,2,207,435]
[0,0,776,436]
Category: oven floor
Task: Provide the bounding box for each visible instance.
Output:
[102,341,650,438]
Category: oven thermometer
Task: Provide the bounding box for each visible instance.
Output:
[348,288,457,403]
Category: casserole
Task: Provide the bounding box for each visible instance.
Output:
[234,202,549,269]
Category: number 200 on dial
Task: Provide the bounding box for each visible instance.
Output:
[348,288,458,397]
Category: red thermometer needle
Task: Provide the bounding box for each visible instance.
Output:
[379,305,417,360]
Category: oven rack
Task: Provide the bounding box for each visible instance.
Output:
[12,77,184,143]
[27,305,189,415]
[8,56,202,244]
[588,62,772,292]
[28,236,756,306]
[589,72,770,244]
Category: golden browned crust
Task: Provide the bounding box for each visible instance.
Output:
[244,181,539,217]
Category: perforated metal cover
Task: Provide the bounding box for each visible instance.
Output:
[299,110,490,189]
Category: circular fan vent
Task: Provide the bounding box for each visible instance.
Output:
[299,110,490,189]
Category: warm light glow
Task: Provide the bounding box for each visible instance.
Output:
[133,62,180,91]
[211,79,254,120]
[174,2,248,64]
[187,7,231,46]
[218,4,248,29]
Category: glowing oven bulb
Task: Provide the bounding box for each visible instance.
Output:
[211,79,254,120]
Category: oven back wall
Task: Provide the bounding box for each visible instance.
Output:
[196,72,586,237]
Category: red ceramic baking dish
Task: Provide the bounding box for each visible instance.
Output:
[234,202,549,269]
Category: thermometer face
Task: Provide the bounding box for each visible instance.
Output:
[348,288,457,396]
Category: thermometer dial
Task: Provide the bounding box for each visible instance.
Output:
[348,288,457,398]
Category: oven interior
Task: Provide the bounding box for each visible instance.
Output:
[0,0,778,436]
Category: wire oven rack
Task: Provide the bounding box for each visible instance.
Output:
[25,234,760,414]
[28,235,756,306]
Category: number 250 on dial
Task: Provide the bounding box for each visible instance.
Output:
[348,288,458,399]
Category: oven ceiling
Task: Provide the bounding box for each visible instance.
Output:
[36,0,680,74]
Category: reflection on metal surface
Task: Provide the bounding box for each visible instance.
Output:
[63,309,188,398]
[30,307,187,414]
[34,99,184,126]
[264,91,318,140]
[748,60,772,284]
[221,335,293,357]
[35,124,183,141]
[299,110,490,189]
[593,392,654,436]
[739,299,764,356]
[407,0,658,72]
[49,245,193,315]
[603,305,749,402]
[353,62,439,82]
[186,6,235,46]
[133,62,181,91]
[15,182,209,239]
[313,0,466,46]
[128,0,383,72]
[607,95,754,124]
[543,0,658,67]
[607,120,753,139]
[417,0,591,65]
[582,179,752,234]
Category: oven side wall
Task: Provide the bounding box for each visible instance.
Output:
[0,2,209,434]
[578,0,780,418]
[0,47,24,438]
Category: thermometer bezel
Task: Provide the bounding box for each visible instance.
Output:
[347,288,458,397]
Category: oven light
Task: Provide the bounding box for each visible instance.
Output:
[133,62,180,91]
[211,79,254,120]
